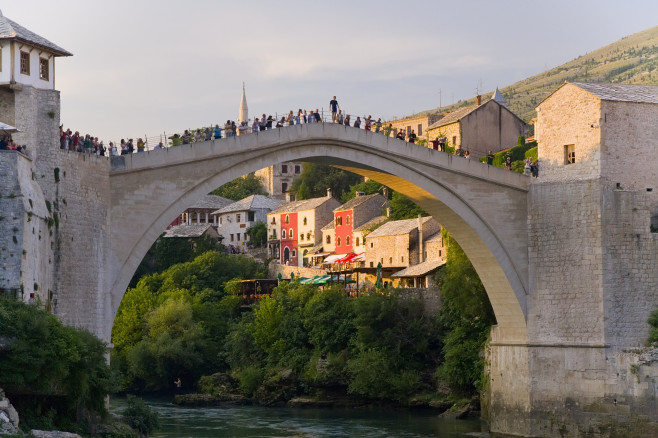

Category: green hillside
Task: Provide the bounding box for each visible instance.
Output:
[418,25,658,124]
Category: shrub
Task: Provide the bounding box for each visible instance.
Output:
[122,395,159,437]
[234,366,264,397]
[0,298,112,432]
[648,309,658,345]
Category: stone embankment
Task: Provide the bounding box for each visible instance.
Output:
[0,388,19,435]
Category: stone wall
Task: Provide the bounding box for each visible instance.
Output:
[601,99,658,191]
[527,179,605,344]
[45,152,111,339]
[0,85,113,340]
[515,82,658,436]
[0,151,51,304]
[535,83,602,181]
[461,101,526,158]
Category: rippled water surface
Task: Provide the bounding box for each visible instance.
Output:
[111,397,488,438]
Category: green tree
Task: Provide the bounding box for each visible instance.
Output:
[389,192,428,220]
[302,288,354,353]
[126,298,208,391]
[341,179,386,203]
[0,299,112,432]
[211,173,267,201]
[435,233,496,394]
[112,251,266,389]
[122,395,160,437]
[290,163,362,200]
[296,180,311,200]
[246,221,267,247]
[129,233,223,287]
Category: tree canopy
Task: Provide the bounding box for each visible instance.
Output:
[290,163,362,201]
[211,173,267,201]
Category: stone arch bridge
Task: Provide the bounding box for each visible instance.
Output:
[108,123,530,345]
[98,122,656,436]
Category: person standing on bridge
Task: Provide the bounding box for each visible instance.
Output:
[408,129,417,144]
[486,150,495,165]
[330,96,340,122]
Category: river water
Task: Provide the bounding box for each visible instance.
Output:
[111,397,488,437]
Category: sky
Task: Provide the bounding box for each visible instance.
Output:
[5,1,658,143]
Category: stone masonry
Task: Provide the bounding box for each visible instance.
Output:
[0,85,111,339]
[6,80,658,436]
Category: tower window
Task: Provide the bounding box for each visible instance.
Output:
[39,58,49,80]
[20,51,30,75]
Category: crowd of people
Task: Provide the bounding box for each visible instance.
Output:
[44,95,538,177]
[59,126,168,156]
[0,135,25,153]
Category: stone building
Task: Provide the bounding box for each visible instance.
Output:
[427,90,526,159]
[364,216,440,284]
[255,161,303,200]
[485,81,658,435]
[163,224,220,242]
[211,194,283,251]
[390,231,446,288]
[385,114,443,141]
[176,194,232,227]
[0,11,72,306]
[351,215,388,258]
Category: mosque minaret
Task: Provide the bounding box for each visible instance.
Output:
[238,83,248,123]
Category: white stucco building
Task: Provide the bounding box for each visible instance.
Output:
[212,194,283,251]
[0,10,72,91]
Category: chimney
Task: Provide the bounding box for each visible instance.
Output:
[326,188,332,198]
[386,207,391,217]
[285,192,291,202]
[476,95,482,106]
[418,215,424,263]
[382,187,389,198]
[356,191,365,197]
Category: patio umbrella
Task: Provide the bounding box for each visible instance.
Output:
[0,122,20,136]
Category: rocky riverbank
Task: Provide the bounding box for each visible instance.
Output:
[172,372,481,417]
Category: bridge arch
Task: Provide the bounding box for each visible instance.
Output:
[107,123,529,344]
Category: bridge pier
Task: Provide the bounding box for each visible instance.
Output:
[488,341,658,437]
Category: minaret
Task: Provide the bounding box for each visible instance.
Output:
[238,83,248,123]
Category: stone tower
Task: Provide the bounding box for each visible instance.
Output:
[0,12,112,340]
[487,81,658,436]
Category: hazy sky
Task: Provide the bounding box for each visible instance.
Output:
[5,1,658,143]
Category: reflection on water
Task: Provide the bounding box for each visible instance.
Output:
[111,397,488,438]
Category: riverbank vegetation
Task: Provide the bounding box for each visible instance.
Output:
[111,231,494,410]
[0,298,113,433]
